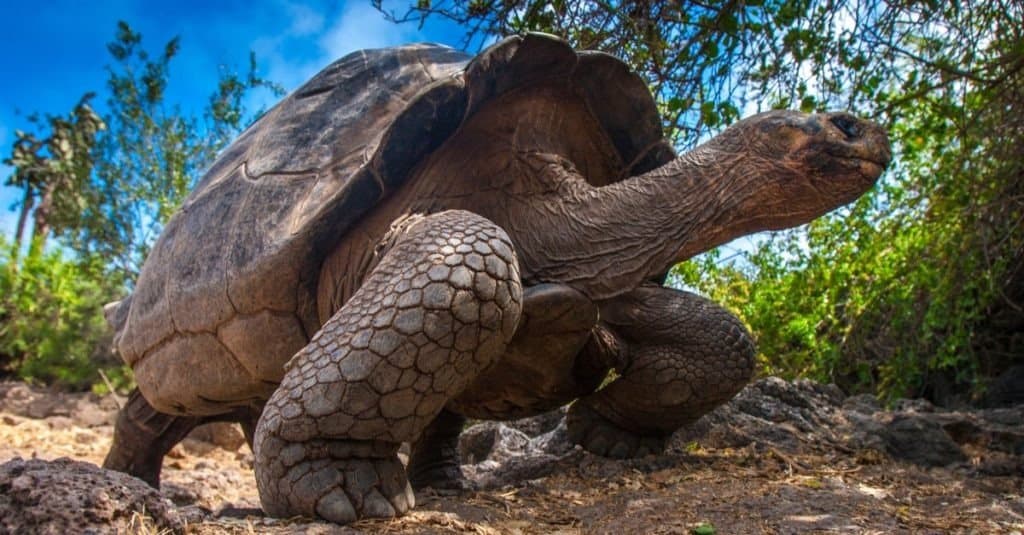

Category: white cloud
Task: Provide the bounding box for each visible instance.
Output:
[287,3,325,36]
[318,2,416,60]
[256,2,418,94]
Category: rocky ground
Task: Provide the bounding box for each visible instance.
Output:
[0,378,1021,534]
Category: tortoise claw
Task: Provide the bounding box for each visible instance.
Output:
[315,488,357,524]
[258,446,414,523]
[256,434,415,522]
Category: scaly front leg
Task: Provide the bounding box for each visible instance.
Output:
[253,210,522,524]
[568,285,755,457]
[408,283,600,491]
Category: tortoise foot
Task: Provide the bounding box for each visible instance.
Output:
[408,462,474,492]
[566,400,666,458]
[256,440,414,523]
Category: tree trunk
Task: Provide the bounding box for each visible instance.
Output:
[12,185,34,258]
[29,185,53,254]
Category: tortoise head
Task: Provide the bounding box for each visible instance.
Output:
[706,110,891,231]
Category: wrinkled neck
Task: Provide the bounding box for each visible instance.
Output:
[514,142,763,300]
[641,144,768,262]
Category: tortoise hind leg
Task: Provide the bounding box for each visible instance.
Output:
[104,388,261,487]
[567,285,755,457]
[103,388,202,487]
[253,210,522,524]
[407,408,469,491]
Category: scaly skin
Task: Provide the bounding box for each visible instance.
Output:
[403,285,757,481]
[253,210,522,523]
[568,286,756,457]
[449,283,602,420]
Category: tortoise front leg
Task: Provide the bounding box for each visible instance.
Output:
[567,285,755,457]
[408,283,600,491]
[253,210,522,524]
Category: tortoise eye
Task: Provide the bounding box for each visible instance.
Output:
[830,114,861,140]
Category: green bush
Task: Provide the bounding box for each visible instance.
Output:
[0,237,129,391]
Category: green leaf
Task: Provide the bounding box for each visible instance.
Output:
[700,101,719,127]
[704,40,719,59]
[692,522,716,535]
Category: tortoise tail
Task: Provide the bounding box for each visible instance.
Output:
[102,295,132,356]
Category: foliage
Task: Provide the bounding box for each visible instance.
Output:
[3,96,105,252]
[388,0,1024,402]
[0,236,126,390]
[675,0,1024,402]
[70,22,282,286]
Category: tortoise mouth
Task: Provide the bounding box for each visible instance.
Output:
[862,145,893,168]
[856,159,886,185]
[813,150,887,187]
[822,155,887,191]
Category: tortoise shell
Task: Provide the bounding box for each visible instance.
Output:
[116,33,673,414]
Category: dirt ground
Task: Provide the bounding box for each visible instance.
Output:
[0,380,1021,534]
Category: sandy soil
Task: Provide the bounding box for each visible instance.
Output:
[1,380,1021,534]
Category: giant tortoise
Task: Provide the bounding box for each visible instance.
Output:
[102,33,890,523]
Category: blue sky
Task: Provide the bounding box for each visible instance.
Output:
[0,0,468,235]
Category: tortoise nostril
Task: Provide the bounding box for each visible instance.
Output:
[829,114,862,140]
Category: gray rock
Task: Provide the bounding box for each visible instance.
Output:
[459,422,530,464]
[187,422,248,451]
[44,416,74,430]
[669,376,1022,471]
[0,381,119,427]
[72,398,118,428]
[984,365,1024,408]
[671,377,848,453]
[506,408,566,437]
[731,377,844,434]
[461,377,1022,487]
[0,457,182,534]
[881,414,966,466]
[843,393,882,414]
[977,406,1024,427]
[893,398,936,413]
[933,409,1024,455]
[530,419,574,455]
[841,411,888,453]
